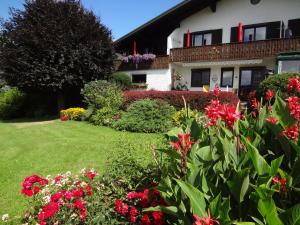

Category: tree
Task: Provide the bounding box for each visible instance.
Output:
[0,0,115,110]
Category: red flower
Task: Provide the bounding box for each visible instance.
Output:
[60,115,69,121]
[73,200,86,221]
[21,175,48,197]
[219,105,240,129]
[273,176,288,198]
[287,96,300,120]
[85,170,97,180]
[282,125,299,141]
[266,117,278,124]
[272,176,279,185]
[63,191,73,201]
[152,211,164,225]
[54,175,63,184]
[85,184,92,196]
[130,207,138,223]
[205,100,221,126]
[140,214,151,225]
[170,141,180,152]
[33,186,40,194]
[171,133,193,154]
[72,187,84,198]
[288,77,300,92]
[251,98,259,110]
[213,87,220,97]
[38,202,60,222]
[193,209,219,225]
[265,89,275,101]
[50,191,63,203]
[128,191,142,200]
[115,199,122,214]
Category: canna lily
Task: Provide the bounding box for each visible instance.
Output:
[193,209,220,225]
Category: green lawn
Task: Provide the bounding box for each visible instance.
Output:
[0,120,163,219]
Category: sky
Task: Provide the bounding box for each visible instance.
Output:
[0,0,183,40]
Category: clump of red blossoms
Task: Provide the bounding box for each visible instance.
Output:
[21,175,48,197]
[213,87,220,97]
[273,176,288,198]
[60,115,69,121]
[266,117,278,125]
[265,89,275,102]
[193,209,220,225]
[281,125,299,141]
[287,77,300,92]
[115,188,166,224]
[287,96,300,121]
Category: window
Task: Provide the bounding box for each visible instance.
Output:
[280,60,300,73]
[221,68,234,88]
[132,74,146,83]
[240,68,266,87]
[192,33,213,47]
[244,26,266,42]
[191,69,210,87]
[240,70,252,87]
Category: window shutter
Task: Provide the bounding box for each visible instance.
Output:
[230,27,238,43]
[183,34,187,47]
[266,21,281,39]
[212,29,223,44]
[288,19,300,37]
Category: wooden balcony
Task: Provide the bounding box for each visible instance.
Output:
[170,38,300,63]
[116,55,169,71]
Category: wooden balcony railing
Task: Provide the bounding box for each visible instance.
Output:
[115,55,169,71]
[170,38,300,63]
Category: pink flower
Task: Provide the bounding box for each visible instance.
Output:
[265,89,275,101]
[287,96,300,120]
[213,87,220,97]
[193,209,220,225]
[282,125,299,141]
[63,191,73,201]
[130,207,138,223]
[266,117,278,124]
[273,176,279,185]
[121,203,129,216]
[288,77,300,92]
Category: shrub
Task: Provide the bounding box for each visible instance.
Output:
[114,99,176,133]
[257,73,300,99]
[172,107,199,126]
[111,72,132,90]
[60,107,85,121]
[90,107,120,126]
[82,80,123,110]
[0,87,25,119]
[123,91,238,110]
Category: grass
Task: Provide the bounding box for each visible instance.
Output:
[0,120,163,220]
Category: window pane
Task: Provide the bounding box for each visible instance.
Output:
[244,28,255,42]
[132,74,146,83]
[255,27,266,40]
[252,69,265,87]
[222,70,233,87]
[193,34,203,47]
[281,60,300,73]
[240,70,252,86]
[203,33,212,45]
[202,70,210,84]
[191,71,202,87]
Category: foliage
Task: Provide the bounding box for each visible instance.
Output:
[123,91,239,110]
[20,169,98,225]
[82,80,123,110]
[60,108,85,121]
[114,99,176,133]
[145,83,300,224]
[0,0,115,107]
[89,107,121,126]
[173,107,199,126]
[257,73,300,99]
[0,87,25,119]
[111,72,132,90]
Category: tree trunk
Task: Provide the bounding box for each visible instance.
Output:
[57,93,65,113]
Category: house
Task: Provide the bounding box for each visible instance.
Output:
[114,0,300,99]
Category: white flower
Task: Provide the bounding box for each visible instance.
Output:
[46,175,51,180]
[65,171,72,177]
[42,196,51,204]
[80,168,86,175]
[1,214,9,222]
[70,213,77,219]
[81,182,87,187]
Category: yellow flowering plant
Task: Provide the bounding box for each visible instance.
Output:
[60,108,85,121]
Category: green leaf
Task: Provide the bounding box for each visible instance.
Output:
[273,95,294,126]
[251,216,265,225]
[256,105,267,131]
[270,155,284,176]
[176,180,207,217]
[195,146,213,162]
[190,119,202,141]
[242,136,270,175]
[156,148,181,160]
[227,169,250,203]
[232,222,256,225]
[258,198,283,225]
[289,140,300,157]
[279,203,300,225]
[144,206,178,217]
[209,194,221,216]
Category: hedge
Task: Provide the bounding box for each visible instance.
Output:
[123,91,239,110]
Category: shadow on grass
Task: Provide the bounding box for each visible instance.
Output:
[0,115,58,124]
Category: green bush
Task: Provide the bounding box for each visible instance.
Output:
[111,72,132,90]
[90,107,120,126]
[257,73,300,98]
[172,107,199,126]
[114,99,176,133]
[0,87,26,119]
[81,80,123,110]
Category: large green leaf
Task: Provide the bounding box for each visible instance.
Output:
[209,194,221,217]
[227,169,250,203]
[195,146,213,162]
[270,155,284,176]
[273,95,294,126]
[256,105,267,131]
[144,206,178,217]
[176,180,207,217]
[279,203,300,225]
[232,222,256,225]
[258,198,283,225]
[242,136,270,176]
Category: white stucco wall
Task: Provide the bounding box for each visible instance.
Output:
[167,0,300,52]
[121,69,172,91]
